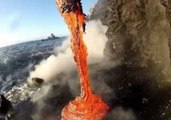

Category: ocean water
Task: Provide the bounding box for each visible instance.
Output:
[0,37,66,94]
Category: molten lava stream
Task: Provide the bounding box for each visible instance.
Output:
[56,0,109,120]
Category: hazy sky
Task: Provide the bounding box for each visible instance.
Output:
[0,0,97,47]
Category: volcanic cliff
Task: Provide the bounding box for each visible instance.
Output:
[89,0,171,120]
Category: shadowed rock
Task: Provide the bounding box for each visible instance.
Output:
[89,0,171,120]
[0,95,12,115]
[32,78,44,87]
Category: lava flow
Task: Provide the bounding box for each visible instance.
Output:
[56,0,109,120]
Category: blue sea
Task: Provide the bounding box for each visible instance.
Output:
[0,37,66,93]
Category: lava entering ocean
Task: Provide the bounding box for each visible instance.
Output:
[56,0,109,120]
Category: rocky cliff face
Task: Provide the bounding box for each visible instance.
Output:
[89,0,171,120]
[89,0,171,82]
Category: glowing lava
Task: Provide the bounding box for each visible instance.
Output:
[56,0,109,120]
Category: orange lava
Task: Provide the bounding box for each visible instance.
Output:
[56,0,109,120]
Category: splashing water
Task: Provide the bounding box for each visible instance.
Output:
[56,0,109,120]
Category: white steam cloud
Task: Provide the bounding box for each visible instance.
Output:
[28,20,109,120]
[27,20,108,84]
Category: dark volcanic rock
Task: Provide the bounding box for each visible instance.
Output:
[32,84,73,120]
[0,95,12,115]
[89,0,171,120]
[90,0,171,82]
[32,78,44,87]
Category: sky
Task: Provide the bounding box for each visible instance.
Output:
[0,0,97,47]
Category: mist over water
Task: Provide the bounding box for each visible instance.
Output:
[27,20,108,84]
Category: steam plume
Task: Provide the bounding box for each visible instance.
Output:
[27,20,108,84]
[27,20,110,120]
